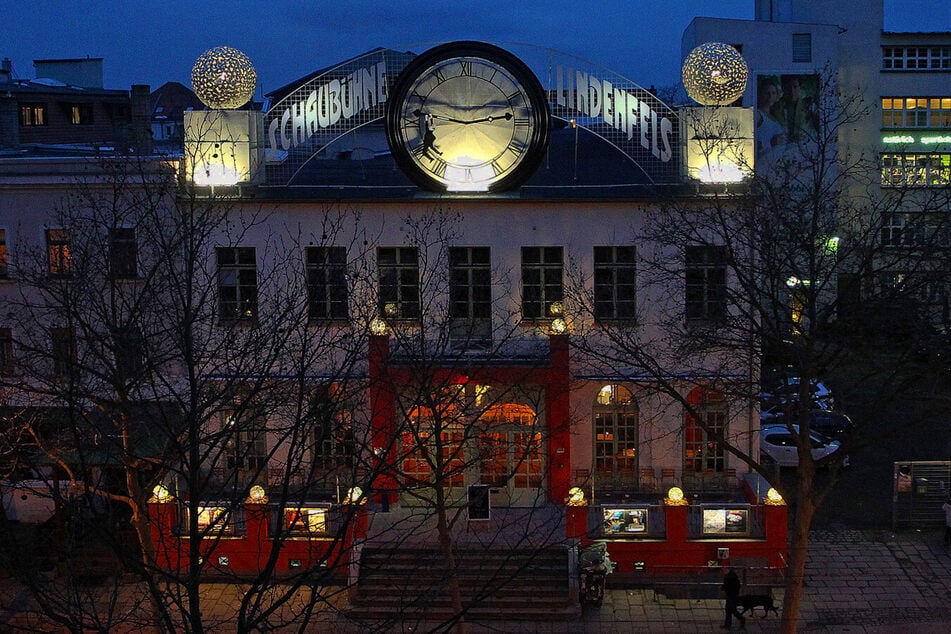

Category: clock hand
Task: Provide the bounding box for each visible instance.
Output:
[465,112,513,124]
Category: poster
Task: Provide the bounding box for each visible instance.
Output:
[702,507,749,535]
[755,74,820,170]
[603,508,648,534]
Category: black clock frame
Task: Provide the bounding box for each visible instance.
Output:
[384,41,551,193]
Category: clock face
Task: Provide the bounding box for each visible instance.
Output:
[385,42,550,193]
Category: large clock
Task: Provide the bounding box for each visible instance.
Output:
[385,41,551,193]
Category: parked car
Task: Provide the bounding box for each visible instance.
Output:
[761,375,835,411]
[760,409,855,439]
[760,424,849,468]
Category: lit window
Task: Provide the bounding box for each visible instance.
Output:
[46,229,71,277]
[18,104,46,126]
[881,153,951,187]
[684,389,727,475]
[69,104,94,125]
[593,385,638,494]
[881,97,951,129]
[221,408,267,486]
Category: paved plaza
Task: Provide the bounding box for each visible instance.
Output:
[2,525,951,632]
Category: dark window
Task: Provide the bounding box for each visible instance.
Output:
[18,104,47,126]
[792,33,812,63]
[685,245,727,322]
[46,229,72,277]
[109,227,137,279]
[51,327,76,377]
[0,328,13,375]
[521,246,563,321]
[0,228,7,278]
[221,409,267,486]
[449,247,492,346]
[310,389,354,470]
[594,246,637,322]
[306,246,348,323]
[216,247,257,323]
[378,247,419,320]
[70,104,94,125]
[113,326,145,378]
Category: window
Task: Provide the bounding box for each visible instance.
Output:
[883,46,951,71]
[109,227,137,279]
[216,247,257,323]
[69,104,94,125]
[882,212,951,248]
[51,327,76,377]
[881,153,951,187]
[309,388,354,470]
[449,247,492,346]
[0,228,8,278]
[18,104,46,126]
[113,326,145,378]
[792,33,812,63]
[283,507,329,535]
[684,390,727,475]
[594,246,637,322]
[46,229,72,277]
[521,246,563,321]
[881,97,951,129]
[378,247,419,320]
[221,409,267,486]
[685,245,727,322]
[0,328,13,375]
[593,385,638,493]
[305,246,348,323]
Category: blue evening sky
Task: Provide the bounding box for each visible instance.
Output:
[1,1,947,96]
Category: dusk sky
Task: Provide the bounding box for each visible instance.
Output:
[2,1,948,97]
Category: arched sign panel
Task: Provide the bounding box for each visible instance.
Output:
[263,43,679,188]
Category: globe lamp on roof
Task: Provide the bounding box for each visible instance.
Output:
[191,46,257,110]
[681,42,749,106]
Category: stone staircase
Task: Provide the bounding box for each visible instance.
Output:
[347,544,580,622]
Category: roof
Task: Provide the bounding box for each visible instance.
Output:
[149,81,207,119]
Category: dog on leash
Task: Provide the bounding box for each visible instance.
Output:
[738,594,779,617]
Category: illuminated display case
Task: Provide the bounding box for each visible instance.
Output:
[701,505,750,535]
[603,507,649,535]
[283,505,331,535]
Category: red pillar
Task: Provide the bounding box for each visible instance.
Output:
[764,503,789,568]
[566,505,589,543]
[664,503,689,546]
[547,334,571,503]
[148,501,178,570]
[368,334,397,505]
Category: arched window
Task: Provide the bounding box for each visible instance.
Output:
[593,385,638,493]
[684,387,728,474]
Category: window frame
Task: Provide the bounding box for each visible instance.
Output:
[305,246,349,324]
[377,246,420,321]
[449,246,492,346]
[593,245,637,323]
[216,246,258,324]
[685,245,728,323]
[881,97,951,129]
[46,228,72,277]
[51,326,76,377]
[520,246,564,322]
[18,103,47,127]
[792,33,812,63]
[0,227,8,278]
[0,328,13,375]
[593,384,639,493]
[69,103,95,125]
[883,46,951,71]
[108,227,138,279]
[881,153,951,187]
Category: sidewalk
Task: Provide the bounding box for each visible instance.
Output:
[2,526,951,632]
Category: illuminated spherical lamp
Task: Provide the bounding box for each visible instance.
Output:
[248,484,268,503]
[765,487,785,505]
[566,486,586,506]
[191,46,257,109]
[682,42,749,106]
[550,317,567,334]
[151,484,171,503]
[346,486,365,504]
[666,486,687,505]
[370,317,388,336]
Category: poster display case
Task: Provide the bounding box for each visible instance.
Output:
[701,505,750,535]
[603,507,649,535]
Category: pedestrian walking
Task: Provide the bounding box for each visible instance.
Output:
[721,568,746,629]
[943,498,951,546]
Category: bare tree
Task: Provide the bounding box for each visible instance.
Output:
[566,72,951,632]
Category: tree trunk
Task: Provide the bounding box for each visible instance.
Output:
[779,463,817,633]
[434,487,467,634]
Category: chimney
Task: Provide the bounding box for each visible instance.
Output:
[0,93,19,149]
[0,58,11,83]
[130,84,153,155]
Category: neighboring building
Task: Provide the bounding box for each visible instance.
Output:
[149,81,206,150]
[0,56,151,154]
[684,0,951,329]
